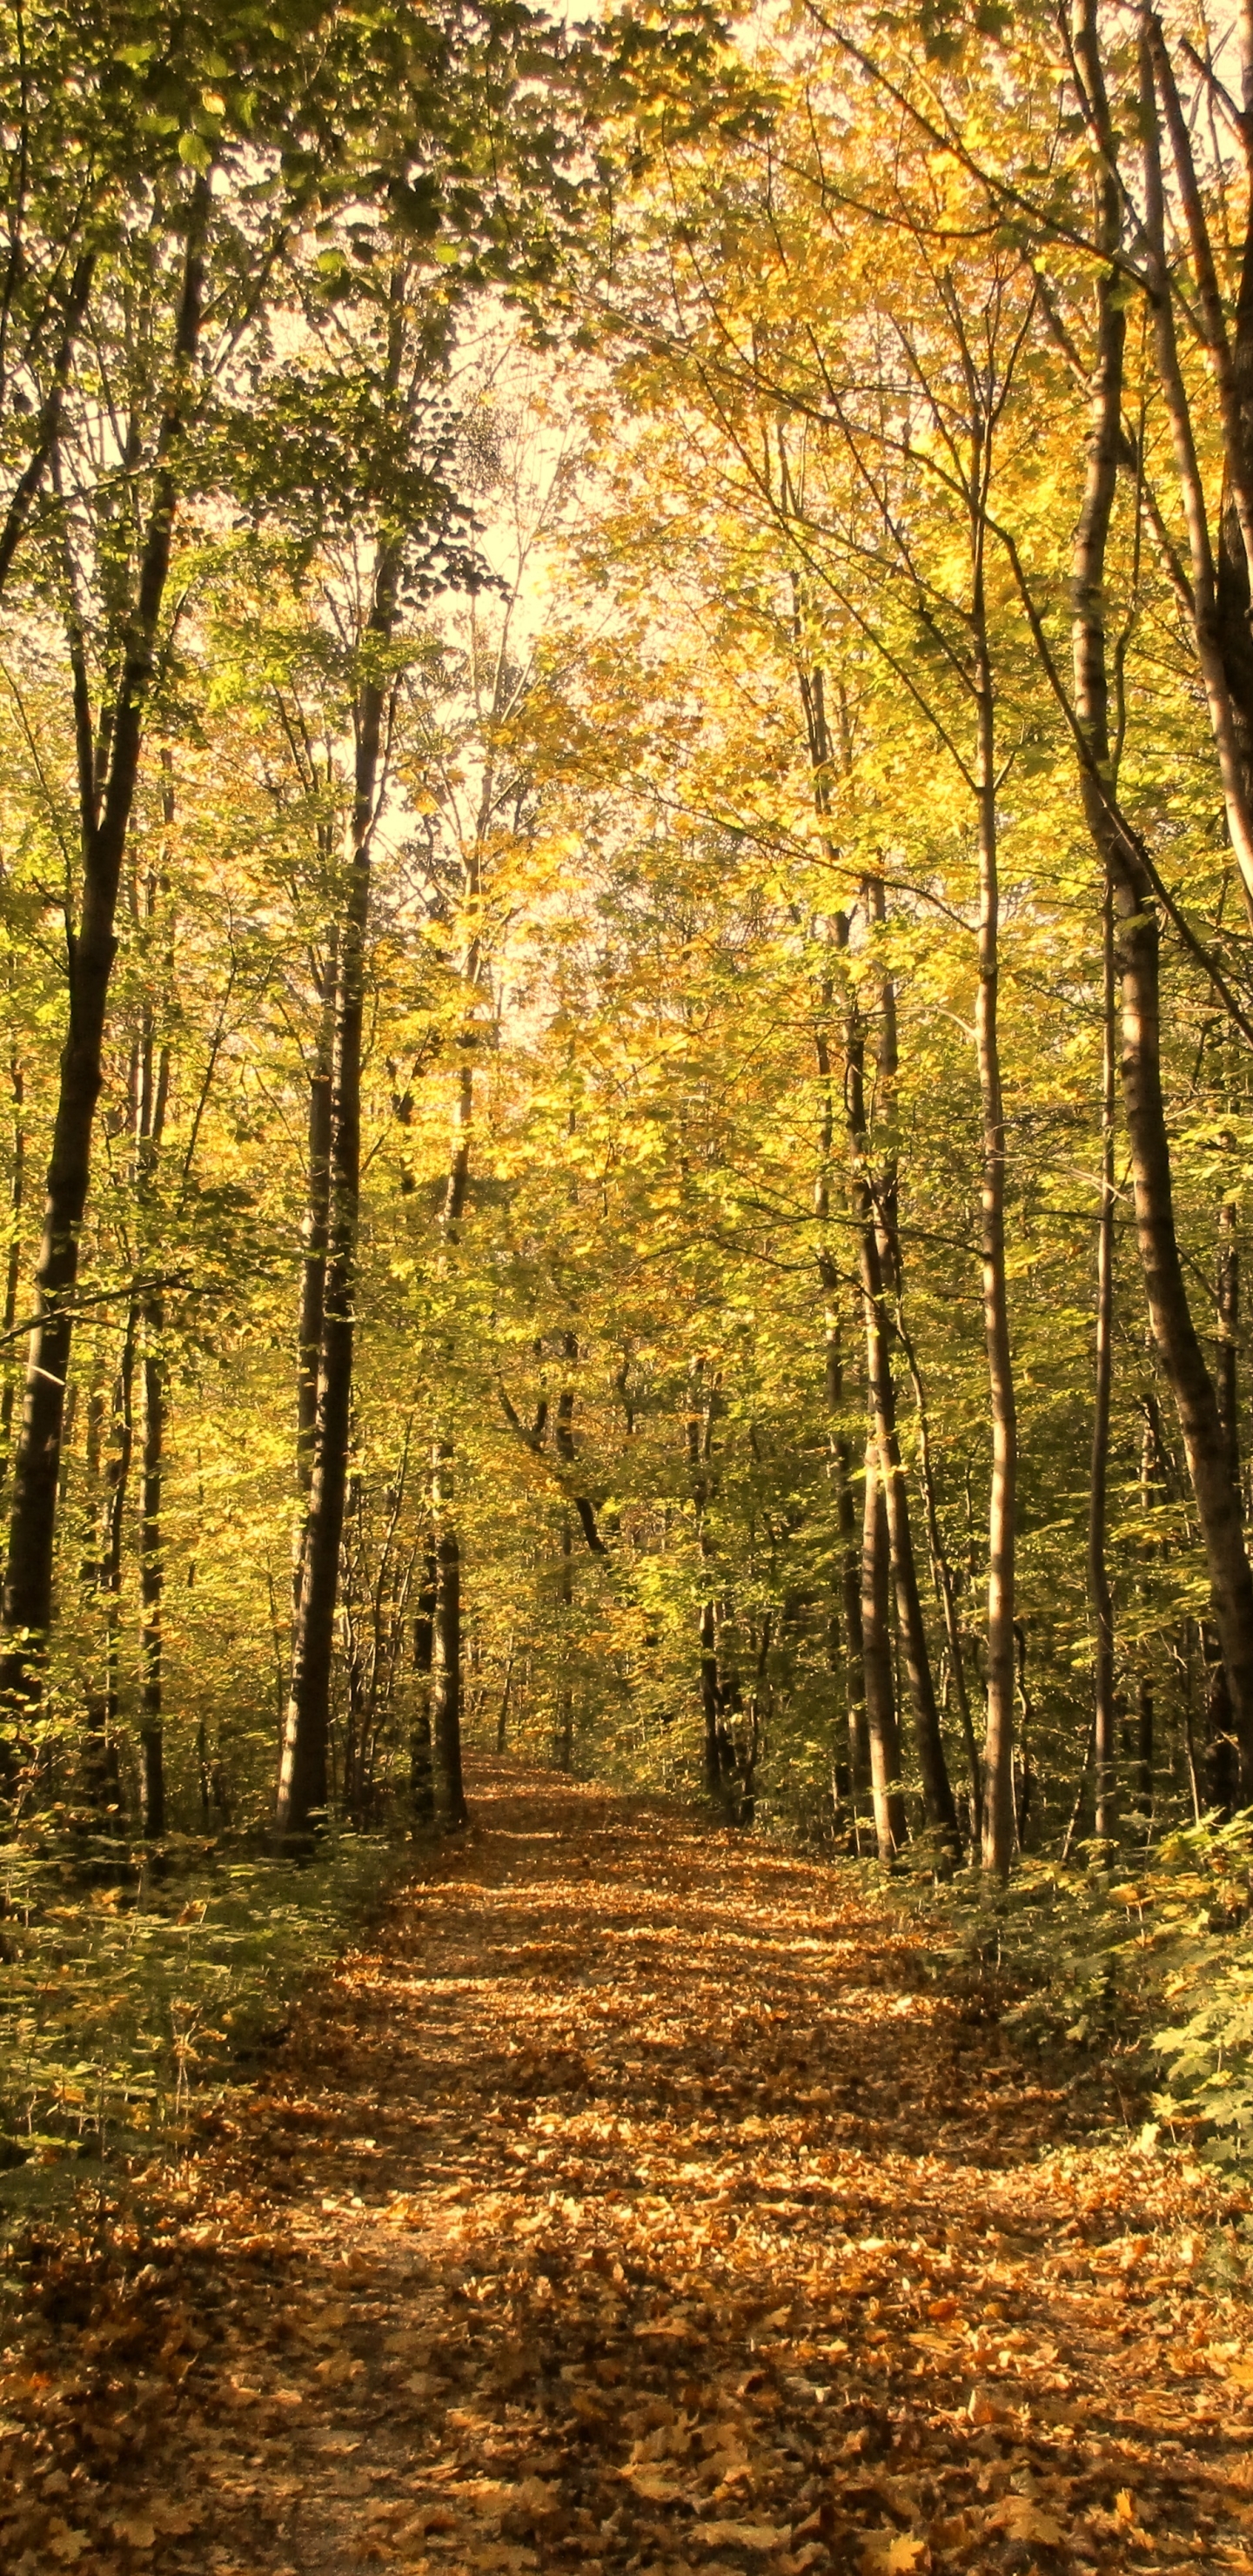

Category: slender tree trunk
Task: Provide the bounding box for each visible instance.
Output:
[899,1322,980,1848]
[496,1645,514,1755]
[972,584,1018,1875]
[823,1291,869,1837]
[102,1305,137,1741]
[0,184,208,1736]
[134,820,171,1837]
[1142,16,1253,921]
[555,1510,573,1771]
[796,649,870,1829]
[1139,29,1253,926]
[0,1056,24,1483]
[411,1540,436,1828]
[292,929,338,1627]
[1217,1196,1241,1492]
[1089,874,1118,1842]
[432,1479,467,1828]
[1064,30,1253,1788]
[1136,1677,1154,1814]
[278,526,401,1837]
[139,1298,164,1835]
[861,1439,906,1861]
[847,956,959,1850]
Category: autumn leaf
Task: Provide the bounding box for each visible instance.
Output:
[697,2521,789,2553]
[987,2495,1066,2548]
[112,2510,157,2550]
[45,2526,90,2566]
[859,2533,929,2574]
[626,2464,691,2504]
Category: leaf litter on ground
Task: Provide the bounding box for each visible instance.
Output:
[3,1761,1253,2574]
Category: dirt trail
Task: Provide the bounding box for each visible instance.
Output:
[5,1763,1253,2574]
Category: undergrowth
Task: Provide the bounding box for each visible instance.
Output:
[908,1812,1253,2166]
[0,1821,406,2198]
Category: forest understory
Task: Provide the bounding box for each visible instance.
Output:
[3,1763,1252,2576]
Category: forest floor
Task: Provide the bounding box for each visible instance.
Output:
[4,1761,1253,2576]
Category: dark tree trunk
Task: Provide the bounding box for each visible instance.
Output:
[139,1299,164,1837]
[0,1055,24,1483]
[293,931,337,1600]
[278,522,401,1837]
[0,184,208,1744]
[1064,10,1253,1793]
[1090,875,1118,1842]
[555,1510,573,1771]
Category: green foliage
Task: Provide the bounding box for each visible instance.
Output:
[909,1815,1253,2168]
[0,1826,402,2188]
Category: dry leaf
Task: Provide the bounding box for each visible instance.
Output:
[46,2526,90,2566]
[112,2511,157,2550]
[859,2534,928,2574]
[627,2465,691,2504]
[150,2501,204,2536]
[988,2496,1065,2547]
[698,2522,787,2553]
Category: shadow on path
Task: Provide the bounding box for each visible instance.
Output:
[3,1762,1251,2573]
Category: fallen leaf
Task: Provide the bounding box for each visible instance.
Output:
[987,2496,1065,2547]
[698,2522,788,2553]
[112,2511,157,2550]
[626,2465,691,2504]
[46,2527,90,2566]
[151,2501,204,2536]
[859,2535,928,2574]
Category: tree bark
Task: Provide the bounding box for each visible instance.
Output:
[0,178,209,1734]
[861,1439,906,1861]
[277,513,401,1836]
[971,573,1018,1876]
[431,1493,467,1828]
[411,1540,436,1828]
[847,936,960,1851]
[0,1055,24,1481]
[293,929,338,1583]
[1089,873,1117,1843]
[139,1299,164,1837]
[1064,9,1253,1791]
[1139,26,1253,925]
[555,1510,573,1770]
[822,1291,869,1840]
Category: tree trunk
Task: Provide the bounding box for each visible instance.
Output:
[139,1299,164,1836]
[101,1306,137,1745]
[555,1510,573,1770]
[1140,26,1253,925]
[292,929,337,1627]
[1217,1195,1241,1493]
[277,526,401,1837]
[823,1294,869,1841]
[432,1493,467,1828]
[1089,874,1117,1843]
[1065,3,1253,1793]
[411,1540,436,1828]
[0,183,208,1734]
[861,1440,906,1861]
[0,1055,24,1483]
[972,591,1018,1876]
[847,956,959,1851]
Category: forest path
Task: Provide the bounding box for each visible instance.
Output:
[8,1762,1253,2574]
